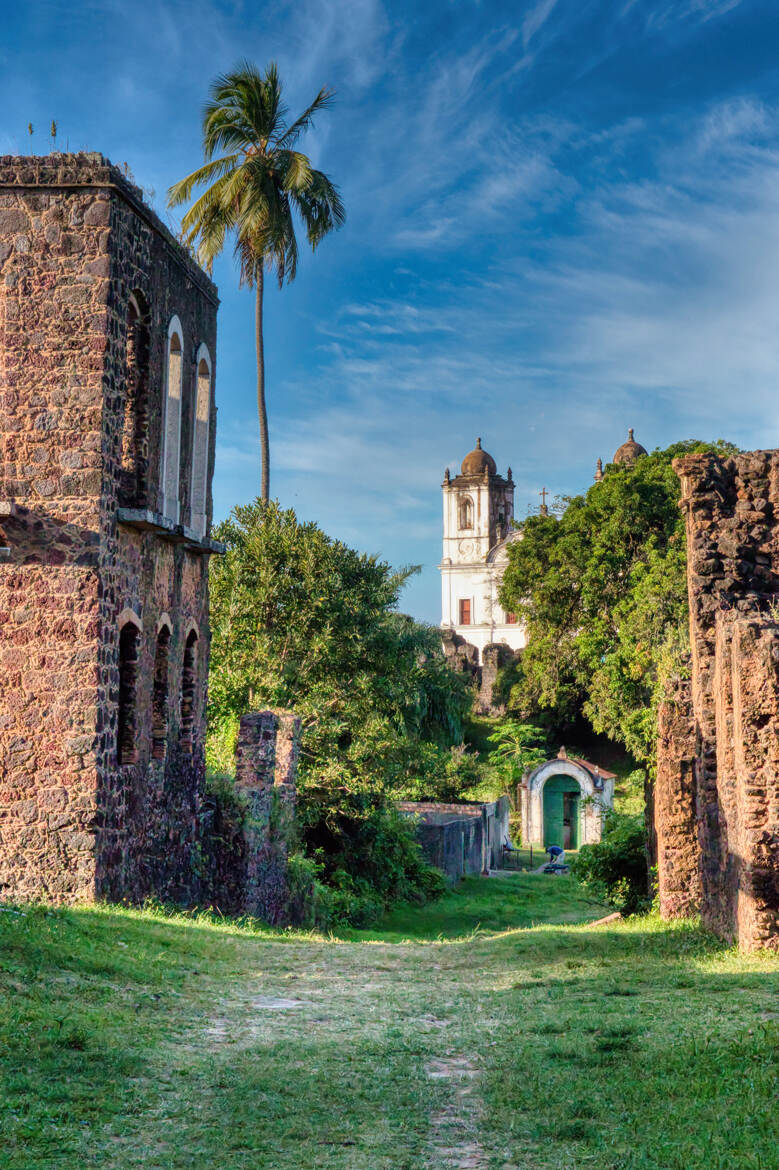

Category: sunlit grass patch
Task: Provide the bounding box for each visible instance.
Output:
[1,881,777,1168]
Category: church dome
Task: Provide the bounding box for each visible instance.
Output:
[613,429,647,466]
[461,438,497,476]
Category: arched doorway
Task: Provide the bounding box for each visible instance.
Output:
[522,751,615,849]
[542,774,581,849]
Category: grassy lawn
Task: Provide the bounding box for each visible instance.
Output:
[336,873,604,941]
[1,877,777,1169]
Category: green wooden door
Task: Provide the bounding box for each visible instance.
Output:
[542,775,581,849]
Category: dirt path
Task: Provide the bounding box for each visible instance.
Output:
[96,935,499,1169]
[8,880,775,1170]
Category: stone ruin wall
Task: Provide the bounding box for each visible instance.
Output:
[441,628,516,715]
[656,451,779,950]
[0,154,217,905]
[202,711,300,924]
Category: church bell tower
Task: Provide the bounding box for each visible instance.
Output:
[440,439,521,661]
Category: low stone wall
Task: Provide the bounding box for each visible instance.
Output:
[398,797,510,882]
[656,451,779,950]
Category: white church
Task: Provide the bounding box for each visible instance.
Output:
[440,431,647,663]
[439,438,527,663]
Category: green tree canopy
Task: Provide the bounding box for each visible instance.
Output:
[499,440,737,764]
[208,500,473,792]
[207,501,477,916]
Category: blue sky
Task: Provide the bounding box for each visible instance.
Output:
[3,0,779,621]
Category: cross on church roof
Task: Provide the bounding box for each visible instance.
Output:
[539,487,549,517]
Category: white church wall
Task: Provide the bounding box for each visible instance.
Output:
[439,444,526,663]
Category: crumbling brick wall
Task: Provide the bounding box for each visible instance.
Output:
[203,711,301,923]
[656,451,779,949]
[0,154,219,905]
[440,629,516,715]
[477,642,515,715]
[656,680,700,918]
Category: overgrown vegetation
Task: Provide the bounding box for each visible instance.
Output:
[486,719,547,818]
[207,500,477,922]
[500,440,738,766]
[571,810,651,914]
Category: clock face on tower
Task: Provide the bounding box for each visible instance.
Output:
[458,538,476,558]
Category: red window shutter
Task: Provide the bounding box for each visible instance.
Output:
[459,599,471,625]
[506,612,517,625]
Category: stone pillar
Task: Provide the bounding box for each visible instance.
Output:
[231,710,301,924]
[656,681,701,918]
[729,619,779,950]
[670,451,779,949]
[235,711,278,790]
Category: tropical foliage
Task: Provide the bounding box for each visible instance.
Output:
[168,61,344,499]
[486,720,547,813]
[499,440,737,765]
[570,810,650,914]
[207,500,475,919]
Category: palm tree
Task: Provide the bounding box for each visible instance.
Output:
[168,61,345,501]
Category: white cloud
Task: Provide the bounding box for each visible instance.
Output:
[523,0,561,46]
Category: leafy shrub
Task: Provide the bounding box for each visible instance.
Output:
[570,810,649,914]
[299,790,447,920]
[284,852,322,928]
[205,716,239,777]
[395,742,485,802]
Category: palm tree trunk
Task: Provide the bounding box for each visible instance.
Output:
[256,269,269,502]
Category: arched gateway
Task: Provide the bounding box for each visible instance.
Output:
[521,750,616,850]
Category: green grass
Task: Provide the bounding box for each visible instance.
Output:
[1,879,777,1169]
[335,873,603,941]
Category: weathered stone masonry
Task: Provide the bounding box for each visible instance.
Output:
[656,451,779,950]
[203,711,300,924]
[0,153,221,904]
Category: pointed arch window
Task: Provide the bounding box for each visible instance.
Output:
[152,624,171,761]
[162,317,184,522]
[180,630,198,755]
[117,621,140,765]
[190,345,211,538]
[121,291,150,506]
[459,497,473,530]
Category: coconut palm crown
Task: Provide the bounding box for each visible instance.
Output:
[168,61,345,500]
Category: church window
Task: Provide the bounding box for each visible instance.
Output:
[459,599,472,625]
[458,497,473,529]
[151,625,171,761]
[117,621,140,765]
[190,346,211,538]
[180,630,198,754]
[161,318,184,522]
[120,291,150,506]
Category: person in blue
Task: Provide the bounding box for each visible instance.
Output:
[544,844,567,873]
